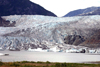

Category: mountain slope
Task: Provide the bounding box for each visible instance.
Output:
[0,0,56,17]
[64,7,100,17]
[79,8,100,16]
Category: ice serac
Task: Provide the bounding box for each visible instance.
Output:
[0,0,56,17]
[0,15,100,51]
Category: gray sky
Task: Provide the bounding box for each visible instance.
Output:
[30,0,100,17]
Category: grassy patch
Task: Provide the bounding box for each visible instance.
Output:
[0,61,100,67]
[21,64,33,67]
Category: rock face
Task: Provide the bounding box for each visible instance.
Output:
[80,30,100,48]
[64,7,100,17]
[64,35,85,46]
[0,15,100,50]
[0,17,16,27]
[0,0,56,17]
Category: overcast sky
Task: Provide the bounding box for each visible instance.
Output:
[30,0,100,17]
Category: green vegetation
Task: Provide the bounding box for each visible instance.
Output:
[0,61,3,66]
[0,61,100,67]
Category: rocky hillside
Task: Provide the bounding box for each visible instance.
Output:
[0,15,100,51]
[0,0,56,17]
[80,30,100,48]
[79,8,100,16]
[64,7,100,17]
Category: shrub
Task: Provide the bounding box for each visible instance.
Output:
[9,62,20,66]
[55,63,61,67]
[46,61,50,64]
[37,61,44,64]
[0,61,3,66]
[30,61,35,63]
[60,63,67,67]
[21,61,30,63]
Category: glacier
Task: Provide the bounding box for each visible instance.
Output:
[0,15,100,51]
